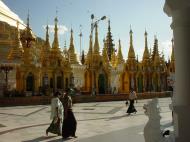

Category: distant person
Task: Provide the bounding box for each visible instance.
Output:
[46,91,63,136]
[126,88,137,115]
[169,86,174,97]
[91,87,96,96]
[112,87,117,95]
[62,91,77,139]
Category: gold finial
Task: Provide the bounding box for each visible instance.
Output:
[143,29,150,60]
[145,29,147,36]
[56,6,58,17]
[93,23,99,54]
[52,12,59,49]
[27,9,30,28]
[46,24,49,41]
[108,19,111,30]
[54,7,58,23]
[154,35,157,41]
[130,25,133,34]
[116,39,124,65]
[171,38,175,61]
[171,38,174,46]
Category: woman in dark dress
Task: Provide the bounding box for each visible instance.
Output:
[62,91,77,139]
[127,88,137,115]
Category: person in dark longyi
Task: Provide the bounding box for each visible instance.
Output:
[62,91,77,139]
[126,88,137,115]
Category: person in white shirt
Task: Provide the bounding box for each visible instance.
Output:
[46,91,63,136]
[126,88,137,115]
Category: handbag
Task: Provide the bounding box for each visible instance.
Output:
[125,100,129,105]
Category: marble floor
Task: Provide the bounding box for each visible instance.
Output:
[0,98,172,142]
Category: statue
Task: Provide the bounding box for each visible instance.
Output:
[143,98,174,142]
[143,98,162,142]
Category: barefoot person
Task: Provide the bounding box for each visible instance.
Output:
[46,91,63,136]
[126,88,137,115]
[62,91,77,139]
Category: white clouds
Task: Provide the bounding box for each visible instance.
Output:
[42,25,68,35]
[161,40,172,59]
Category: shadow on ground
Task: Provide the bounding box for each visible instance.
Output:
[22,136,57,142]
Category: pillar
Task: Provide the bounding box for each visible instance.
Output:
[164,0,190,141]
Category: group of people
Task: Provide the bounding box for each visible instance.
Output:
[46,88,137,139]
[46,90,77,139]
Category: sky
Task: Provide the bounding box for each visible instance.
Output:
[2,0,173,61]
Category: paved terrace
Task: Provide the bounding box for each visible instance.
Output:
[0,98,172,142]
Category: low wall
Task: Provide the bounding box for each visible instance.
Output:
[0,92,171,107]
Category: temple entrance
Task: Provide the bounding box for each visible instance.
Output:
[137,74,143,93]
[98,74,106,94]
[42,74,48,87]
[153,74,158,92]
[65,78,68,90]
[26,73,34,92]
[57,76,63,89]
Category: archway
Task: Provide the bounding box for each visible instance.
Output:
[26,73,34,92]
[137,74,143,93]
[98,74,107,94]
[152,74,158,92]
[57,76,63,89]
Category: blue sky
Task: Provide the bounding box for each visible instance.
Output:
[3,0,172,60]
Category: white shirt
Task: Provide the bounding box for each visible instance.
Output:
[50,97,63,122]
[129,91,137,100]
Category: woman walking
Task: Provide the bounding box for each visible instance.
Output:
[46,91,63,136]
[126,88,137,115]
[62,91,77,139]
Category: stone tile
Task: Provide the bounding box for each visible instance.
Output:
[0,98,172,142]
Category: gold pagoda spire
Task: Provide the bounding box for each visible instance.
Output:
[68,28,78,64]
[111,49,117,68]
[45,25,51,49]
[128,27,135,59]
[25,11,34,40]
[116,39,124,65]
[85,35,93,65]
[69,28,74,52]
[41,24,51,66]
[7,21,23,60]
[52,16,59,49]
[27,11,30,29]
[143,30,150,60]
[93,24,100,54]
[106,20,114,61]
[152,36,160,64]
[88,35,93,55]
[20,12,35,48]
[63,40,67,52]
[20,14,35,65]
[171,38,175,62]
[102,39,109,64]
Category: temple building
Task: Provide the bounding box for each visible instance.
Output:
[0,2,175,96]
